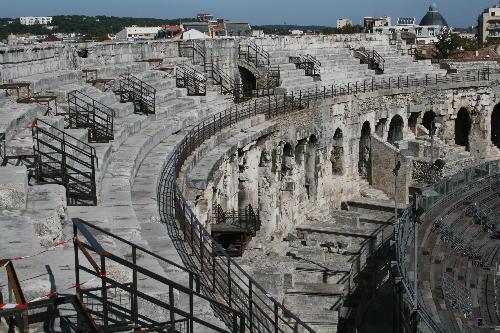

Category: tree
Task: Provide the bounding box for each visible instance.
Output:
[433,29,458,59]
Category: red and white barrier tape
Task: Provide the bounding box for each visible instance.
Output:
[9,239,72,262]
[0,303,28,310]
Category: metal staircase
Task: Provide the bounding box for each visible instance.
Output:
[212,204,261,256]
[116,74,156,115]
[32,119,98,206]
[239,40,281,89]
[67,90,114,143]
[176,64,207,96]
[354,48,385,73]
[289,54,321,77]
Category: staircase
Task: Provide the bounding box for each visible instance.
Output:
[67,90,114,143]
[354,48,385,73]
[116,74,156,115]
[176,64,207,96]
[208,59,252,102]
[239,40,281,89]
[289,54,322,77]
[32,119,97,206]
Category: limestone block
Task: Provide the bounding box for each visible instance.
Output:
[0,166,28,211]
[27,184,67,247]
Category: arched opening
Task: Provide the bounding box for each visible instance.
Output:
[387,115,404,145]
[238,66,257,97]
[305,135,318,199]
[408,112,419,135]
[455,108,471,150]
[331,128,344,176]
[492,105,500,149]
[422,111,436,133]
[281,142,294,177]
[358,121,372,183]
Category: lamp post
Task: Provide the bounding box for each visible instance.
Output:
[411,186,440,330]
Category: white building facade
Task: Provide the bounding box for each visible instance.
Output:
[336,18,352,29]
[115,26,162,40]
[20,17,53,25]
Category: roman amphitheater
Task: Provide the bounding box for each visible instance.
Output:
[0,34,499,333]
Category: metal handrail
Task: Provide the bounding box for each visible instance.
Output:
[67,90,114,142]
[158,70,493,333]
[73,218,245,333]
[395,161,500,332]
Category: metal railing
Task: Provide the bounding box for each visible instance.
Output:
[67,90,115,143]
[73,218,245,333]
[157,69,493,333]
[355,48,385,73]
[289,55,321,77]
[176,64,207,96]
[395,160,500,333]
[32,118,98,206]
[238,40,270,69]
[117,74,156,115]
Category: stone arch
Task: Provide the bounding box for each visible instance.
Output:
[455,108,471,150]
[492,105,500,149]
[387,115,404,145]
[358,121,372,182]
[422,110,436,133]
[305,135,318,199]
[331,128,344,176]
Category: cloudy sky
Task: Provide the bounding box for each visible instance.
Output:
[0,0,495,27]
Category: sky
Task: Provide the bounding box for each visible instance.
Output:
[0,0,496,28]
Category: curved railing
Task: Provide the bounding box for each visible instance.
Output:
[158,69,492,332]
[395,161,500,332]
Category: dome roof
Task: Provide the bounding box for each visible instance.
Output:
[419,3,448,27]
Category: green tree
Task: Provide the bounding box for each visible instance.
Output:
[433,29,459,59]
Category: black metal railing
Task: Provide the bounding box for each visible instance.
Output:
[213,204,261,236]
[238,40,270,69]
[355,48,385,73]
[179,40,208,71]
[67,90,114,143]
[176,64,207,96]
[208,60,253,103]
[116,74,156,115]
[157,69,492,333]
[32,119,98,206]
[289,55,321,77]
[395,161,500,333]
[73,218,245,333]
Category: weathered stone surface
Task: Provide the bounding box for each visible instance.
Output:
[0,165,27,211]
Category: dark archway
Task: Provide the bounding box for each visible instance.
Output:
[408,112,419,135]
[455,108,471,150]
[281,142,294,177]
[305,135,318,200]
[492,105,500,149]
[422,111,436,133]
[358,121,372,183]
[238,66,257,96]
[331,128,344,176]
[387,115,404,145]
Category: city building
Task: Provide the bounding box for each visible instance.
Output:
[371,4,448,44]
[478,2,500,45]
[115,26,162,40]
[364,16,391,33]
[336,18,352,29]
[20,16,53,25]
[197,13,214,22]
[156,25,183,39]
